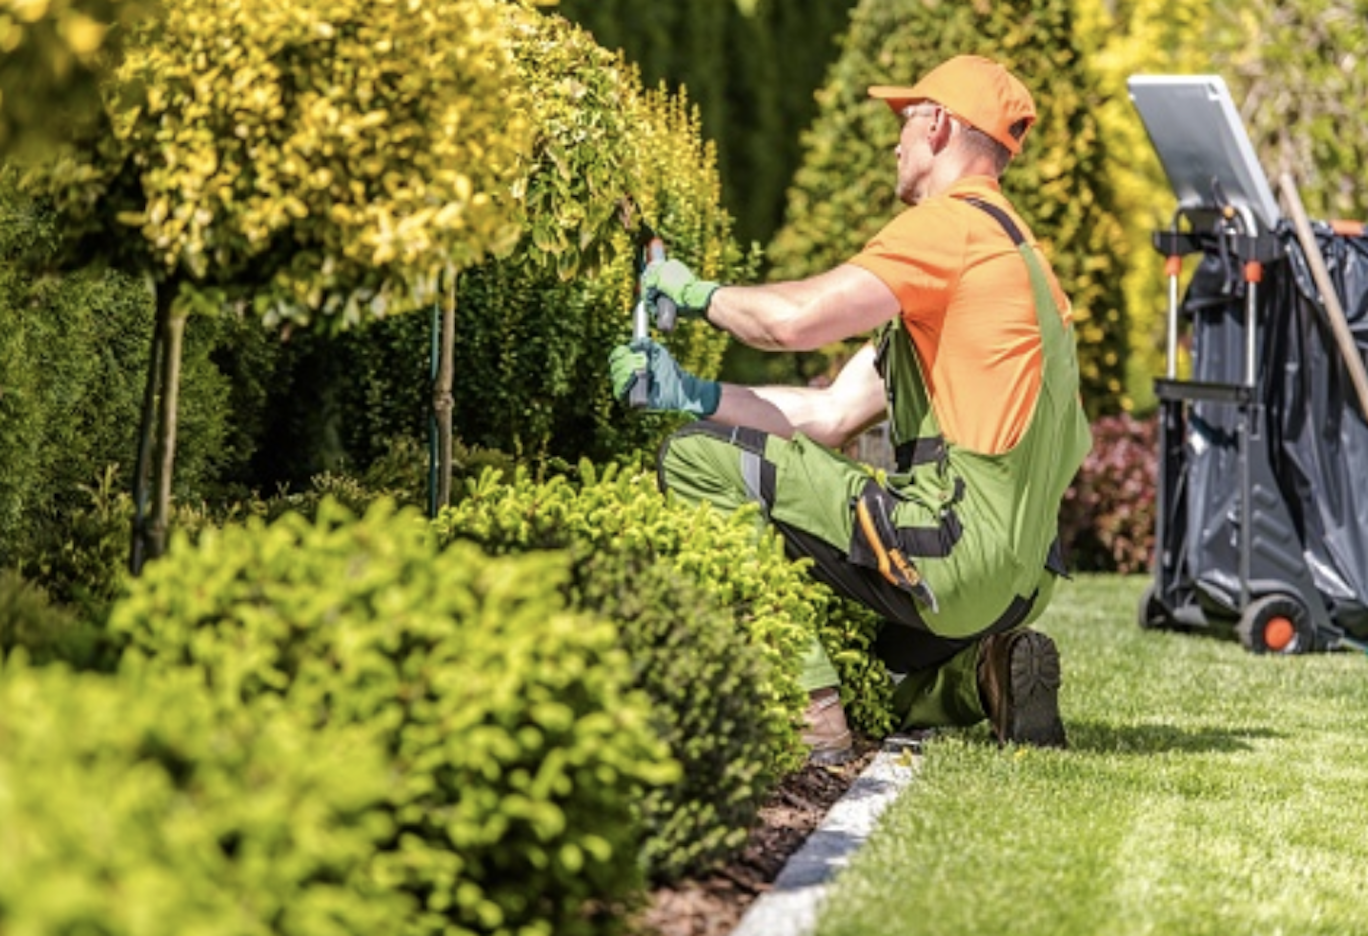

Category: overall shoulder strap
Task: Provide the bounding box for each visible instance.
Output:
[956,195,1073,369]
[958,195,1025,244]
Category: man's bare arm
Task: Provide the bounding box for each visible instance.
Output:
[707,264,901,352]
[710,343,888,446]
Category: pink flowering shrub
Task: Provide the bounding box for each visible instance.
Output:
[1059,413,1158,574]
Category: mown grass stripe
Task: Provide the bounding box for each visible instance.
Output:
[815,575,1368,936]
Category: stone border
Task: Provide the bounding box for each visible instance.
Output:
[729,736,922,936]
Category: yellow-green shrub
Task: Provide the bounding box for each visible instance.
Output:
[109,499,674,936]
[20,0,532,327]
[434,462,898,752]
[435,464,815,763]
[0,660,403,935]
[457,523,778,883]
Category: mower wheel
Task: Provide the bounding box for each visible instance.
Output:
[1137,582,1173,631]
[1236,594,1312,655]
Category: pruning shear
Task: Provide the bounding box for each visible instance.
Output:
[618,197,678,408]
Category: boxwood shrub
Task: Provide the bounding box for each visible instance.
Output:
[0,660,403,936]
[109,499,674,936]
[558,544,774,882]
[435,462,817,766]
[433,461,899,862]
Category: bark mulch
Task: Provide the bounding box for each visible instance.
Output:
[631,736,882,936]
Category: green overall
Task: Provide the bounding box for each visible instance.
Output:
[659,198,1091,728]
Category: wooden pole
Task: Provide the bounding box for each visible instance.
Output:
[1278,172,1368,421]
[434,265,457,513]
[147,293,186,562]
[128,276,162,576]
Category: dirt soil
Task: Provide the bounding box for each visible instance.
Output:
[633,736,882,936]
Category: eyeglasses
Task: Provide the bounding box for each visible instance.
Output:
[899,104,955,130]
[899,104,939,126]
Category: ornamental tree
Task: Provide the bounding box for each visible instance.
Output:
[19,0,535,567]
[259,8,752,489]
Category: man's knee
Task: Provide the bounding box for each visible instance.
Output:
[656,421,774,514]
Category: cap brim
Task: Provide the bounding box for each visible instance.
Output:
[868,85,922,111]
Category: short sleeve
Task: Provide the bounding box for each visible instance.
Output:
[846,202,968,324]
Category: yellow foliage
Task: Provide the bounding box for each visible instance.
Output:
[22,0,535,330]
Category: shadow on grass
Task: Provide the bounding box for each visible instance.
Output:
[1064,720,1285,754]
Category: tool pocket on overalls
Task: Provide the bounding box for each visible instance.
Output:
[847,478,951,613]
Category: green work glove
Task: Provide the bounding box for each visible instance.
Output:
[609,338,720,416]
[641,258,720,321]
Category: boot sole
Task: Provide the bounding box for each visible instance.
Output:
[1006,630,1067,748]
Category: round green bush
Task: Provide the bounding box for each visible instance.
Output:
[109,498,674,936]
[0,660,402,936]
[560,545,776,882]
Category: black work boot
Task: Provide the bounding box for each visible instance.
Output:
[802,686,854,766]
[977,629,1067,748]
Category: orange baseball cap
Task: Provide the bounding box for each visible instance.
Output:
[869,55,1036,155]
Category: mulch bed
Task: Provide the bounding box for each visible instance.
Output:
[632,736,882,936]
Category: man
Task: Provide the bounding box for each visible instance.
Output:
[609,55,1091,763]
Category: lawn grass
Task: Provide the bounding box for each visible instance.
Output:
[816,574,1368,936]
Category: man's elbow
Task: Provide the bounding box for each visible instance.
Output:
[764,316,825,352]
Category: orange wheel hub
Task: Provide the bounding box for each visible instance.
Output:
[1264,616,1296,651]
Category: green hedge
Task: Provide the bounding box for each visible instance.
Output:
[441,504,777,882]
[434,461,897,747]
[0,660,403,936]
[0,175,287,587]
[252,11,754,480]
[110,499,673,936]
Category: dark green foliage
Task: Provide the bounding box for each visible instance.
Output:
[0,660,403,935]
[767,0,1130,416]
[110,499,673,936]
[0,177,279,567]
[567,547,777,881]
[0,569,106,668]
[247,315,433,489]
[250,440,430,524]
[1059,413,1157,574]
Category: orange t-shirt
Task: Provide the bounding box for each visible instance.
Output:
[847,176,1072,455]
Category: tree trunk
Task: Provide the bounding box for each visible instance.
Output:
[129,276,163,576]
[433,265,457,513]
[146,288,186,564]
